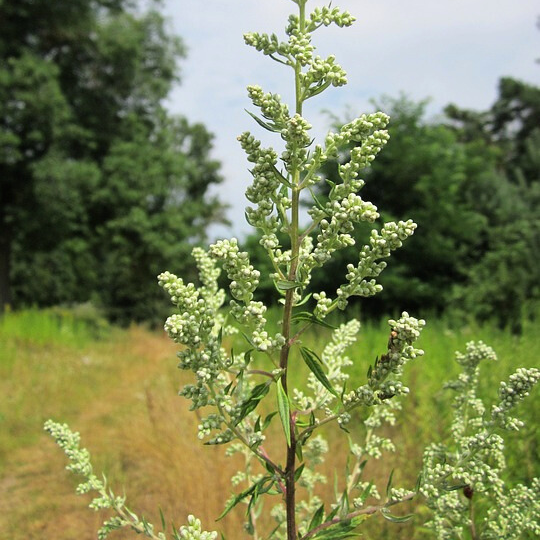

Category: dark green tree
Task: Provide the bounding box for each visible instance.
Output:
[446,78,540,331]
[303,95,489,319]
[0,0,226,321]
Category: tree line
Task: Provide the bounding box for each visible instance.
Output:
[1,1,538,329]
[0,0,226,323]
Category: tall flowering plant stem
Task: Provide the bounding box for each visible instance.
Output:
[44,1,539,539]
[156,1,422,537]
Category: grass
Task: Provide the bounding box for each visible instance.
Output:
[0,308,538,539]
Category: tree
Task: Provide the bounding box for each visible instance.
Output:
[305,95,489,318]
[0,0,226,321]
[446,78,540,331]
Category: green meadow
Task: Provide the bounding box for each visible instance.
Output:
[0,308,538,539]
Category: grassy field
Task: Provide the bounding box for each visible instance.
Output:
[0,308,538,539]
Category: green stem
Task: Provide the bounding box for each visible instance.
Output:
[281,4,306,539]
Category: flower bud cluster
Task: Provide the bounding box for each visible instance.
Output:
[326,112,390,151]
[337,220,417,308]
[178,515,218,540]
[353,483,380,508]
[483,479,540,539]
[455,340,497,368]
[332,131,390,200]
[281,114,312,172]
[198,413,224,440]
[491,367,540,430]
[368,312,425,386]
[301,54,347,92]
[288,28,315,66]
[388,487,414,504]
[192,247,225,310]
[345,314,424,412]
[302,113,390,191]
[247,85,290,126]
[421,340,539,538]
[306,6,356,31]
[445,341,496,439]
[210,238,260,302]
[209,238,285,351]
[243,32,288,59]
[307,194,379,269]
[238,132,281,231]
[313,291,332,318]
[158,271,214,348]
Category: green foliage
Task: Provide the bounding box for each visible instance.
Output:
[0,0,226,322]
[446,79,540,332]
[0,304,108,349]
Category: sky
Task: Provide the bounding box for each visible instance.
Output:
[162,0,540,239]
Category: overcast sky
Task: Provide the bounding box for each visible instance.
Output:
[162,0,540,239]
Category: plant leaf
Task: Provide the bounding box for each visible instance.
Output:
[308,504,325,532]
[381,508,414,523]
[294,463,305,481]
[276,379,291,447]
[294,292,313,307]
[385,469,394,498]
[245,109,280,132]
[292,311,336,329]
[234,383,270,426]
[300,346,337,396]
[276,279,302,291]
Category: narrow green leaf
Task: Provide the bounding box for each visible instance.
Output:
[292,311,336,330]
[159,508,167,531]
[294,463,305,481]
[308,186,328,212]
[276,279,302,291]
[295,441,303,461]
[308,504,325,532]
[234,382,270,426]
[294,292,313,307]
[357,480,374,506]
[271,163,292,187]
[276,379,291,447]
[262,411,278,430]
[300,346,337,396]
[245,109,280,132]
[414,472,423,493]
[443,482,469,492]
[241,331,257,350]
[381,508,414,523]
[217,480,261,521]
[386,469,394,498]
[311,515,369,539]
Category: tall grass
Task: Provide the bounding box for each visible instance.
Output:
[0,308,537,539]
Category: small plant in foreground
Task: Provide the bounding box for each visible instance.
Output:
[45,1,540,538]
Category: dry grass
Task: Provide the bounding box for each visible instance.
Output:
[1,311,538,539]
[0,326,245,538]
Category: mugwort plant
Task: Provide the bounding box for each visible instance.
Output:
[46,1,539,538]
